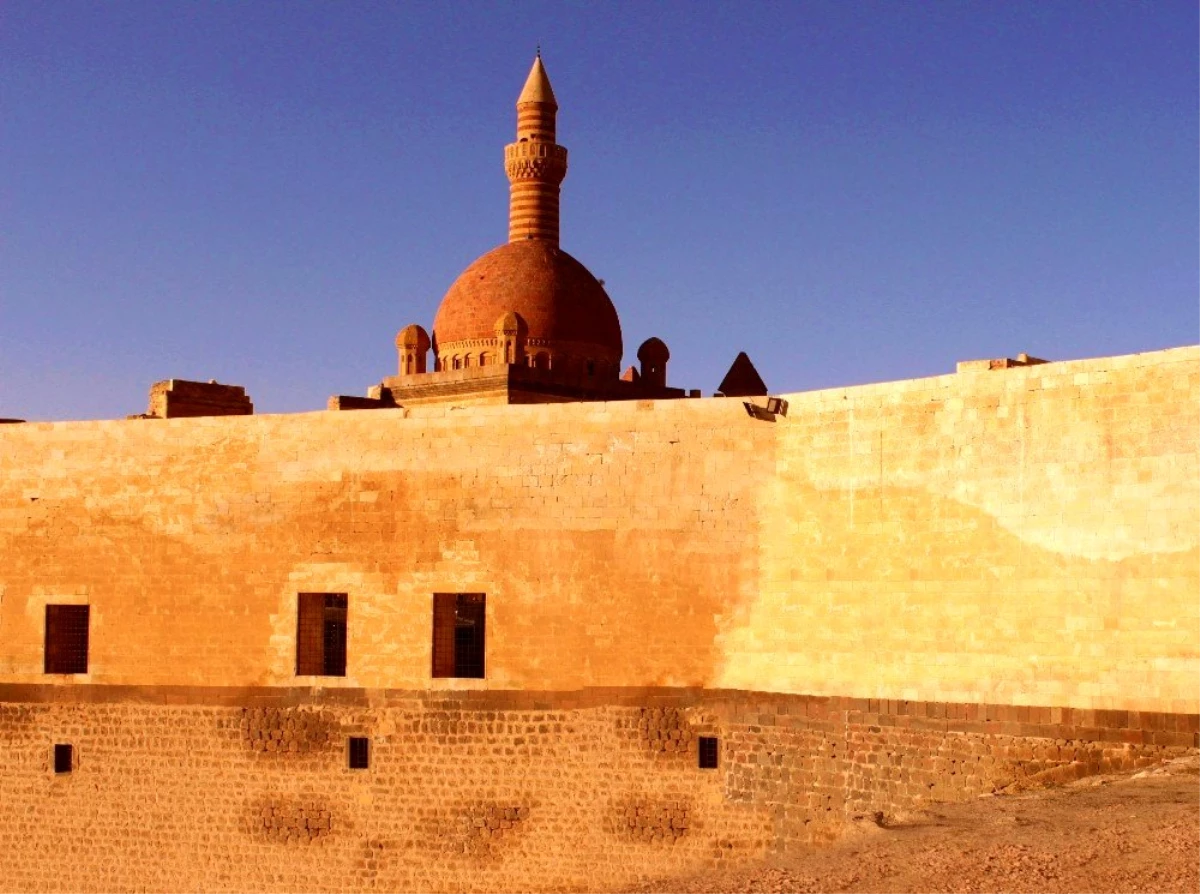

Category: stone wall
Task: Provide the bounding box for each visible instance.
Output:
[145,379,254,418]
[740,345,1199,710]
[0,686,1193,893]
[1,344,1197,889]
[0,392,773,692]
[1,346,1195,711]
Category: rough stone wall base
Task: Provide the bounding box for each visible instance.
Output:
[1,687,1195,893]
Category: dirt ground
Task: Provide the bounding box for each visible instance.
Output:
[629,755,1200,894]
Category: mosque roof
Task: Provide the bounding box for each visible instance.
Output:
[431,240,623,360]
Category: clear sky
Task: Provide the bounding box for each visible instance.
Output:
[2,1,1196,421]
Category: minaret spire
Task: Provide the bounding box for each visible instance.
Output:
[504,53,568,244]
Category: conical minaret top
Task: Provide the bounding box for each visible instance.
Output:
[504,53,568,244]
[517,50,557,110]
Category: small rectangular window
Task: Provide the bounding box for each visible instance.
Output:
[44,605,90,674]
[348,737,369,770]
[698,736,719,769]
[432,593,485,679]
[54,744,73,774]
[296,593,348,677]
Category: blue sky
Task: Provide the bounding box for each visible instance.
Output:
[2,1,1196,421]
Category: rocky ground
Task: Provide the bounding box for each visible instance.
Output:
[629,755,1199,893]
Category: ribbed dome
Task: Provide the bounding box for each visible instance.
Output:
[432,241,623,362]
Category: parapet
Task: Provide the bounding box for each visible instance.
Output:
[957,353,1049,373]
[141,379,254,419]
[327,391,399,412]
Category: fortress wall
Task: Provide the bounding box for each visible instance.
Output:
[0,346,1196,711]
[0,346,1196,891]
[0,687,1191,894]
[734,346,1199,713]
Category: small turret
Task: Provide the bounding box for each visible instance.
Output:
[637,337,670,390]
[494,311,529,365]
[396,324,431,376]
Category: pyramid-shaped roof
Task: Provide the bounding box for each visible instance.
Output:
[717,352,768,397]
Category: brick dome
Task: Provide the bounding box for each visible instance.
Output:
[432,241,623,368]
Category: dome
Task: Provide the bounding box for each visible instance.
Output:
[395,324,430,351]
[432,241,623,365]
[637,337,669,365]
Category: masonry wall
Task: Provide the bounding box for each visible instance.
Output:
[0,392,771,692]
[0,687,1193,893]
[738,345,1200,712]
[1,346,1197,891]
[0,346,1196,711]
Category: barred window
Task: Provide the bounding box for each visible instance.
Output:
[296,593,348,677]
[348,737,369,770]
[698,736,719,769]
[44,605,90,674]
[432,593,485,679]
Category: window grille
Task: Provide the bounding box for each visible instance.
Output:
[296,593,348,677]
[348,737,369,770]
[44,605,90,674]
[698,736,719,769]
[432,593,486,678]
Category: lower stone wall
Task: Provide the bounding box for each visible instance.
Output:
[0,686,1194,893]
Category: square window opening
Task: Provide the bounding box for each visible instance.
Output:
[348,737,370,770]
[432,593,486,679]
[44,604,90,674]
[54,743,73,774]
[699,736,719,769]
[297,593,348,677]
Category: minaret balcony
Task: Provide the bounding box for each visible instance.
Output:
[504,142,568,182]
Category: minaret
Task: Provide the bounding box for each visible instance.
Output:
[504,52,568,244]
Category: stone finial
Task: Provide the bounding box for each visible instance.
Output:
[637,337,670,390]
[395,324,431,376]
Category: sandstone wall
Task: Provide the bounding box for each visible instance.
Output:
[733,345,1200,712]
[0,346,1196,711]
[0,395,772,692]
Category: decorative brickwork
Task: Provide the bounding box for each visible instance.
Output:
[241,707,336,755]
[506,54,567,244]
[414,800,531,859]
[606,796,693,844]
[248,796,334,844]
[634,706,698,759]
